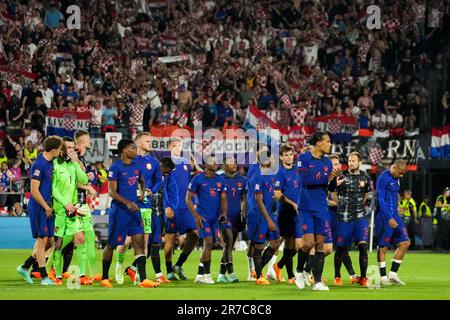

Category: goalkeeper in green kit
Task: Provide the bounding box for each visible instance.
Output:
[73,130,100,282]
[51,136,91,285]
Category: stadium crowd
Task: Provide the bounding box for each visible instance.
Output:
[0,0,449,248]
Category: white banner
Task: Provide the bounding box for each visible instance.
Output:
[105,132,122,150]
[158,55,192,64]
[84,139,110,163]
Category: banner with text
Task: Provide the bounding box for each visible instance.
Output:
[46,110,91,137]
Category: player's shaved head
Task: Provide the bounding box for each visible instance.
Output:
[74,129,89,142]
[135,132,151,142]
[391,159,407,178]
[135,132,152,153]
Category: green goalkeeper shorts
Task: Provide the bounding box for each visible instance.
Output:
[141,208,152,234]
[78,204,94,232]
[54,211,83,237]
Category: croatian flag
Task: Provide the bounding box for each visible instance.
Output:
[243,105,284,145]
[430,125,450,158]
[313,115,357,143]
[46,110,91,137]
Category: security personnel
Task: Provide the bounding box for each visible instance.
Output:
[418,196,434,248]
[400,190,419,249]
[435,187,450,251]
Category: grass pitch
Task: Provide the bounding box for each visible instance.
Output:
[1,249,450,300]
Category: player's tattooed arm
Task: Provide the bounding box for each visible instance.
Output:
[255,193,276,231]
[109,180,138,212]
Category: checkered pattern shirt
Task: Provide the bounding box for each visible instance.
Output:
[191,107,203,125]
[358,41,370,63]
[336,171,371,222]
[131,103,145,126]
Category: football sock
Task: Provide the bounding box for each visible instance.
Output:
[74,244,87,277]
[22,256,36,270]
[247,257,254,274]
[135,255,147,281]
[278,248,295,269]
[312,251,325,284]
[198,263,204,275]
[342,247,355,276]
[54,250,63,278]
[175,252,188,267]
[226,262,234,274]
[334,246,344,278]
[102,259,112,280]
[39,267,48,278]
[296,249,309,273]
[46,251,54,270]
[391,259,402,273]
[117,252,125,265]
[261,247,276,267]
[286,255,295,279]
[358,243,368,278]
[166,261,173,274]
[219,260,227,275]
[203,260,211,274]
[32,260,39,272]
[84,230,96,275]
[62,240,74,273]
[253,248,263,278]
[304,254,314,273]
[150,244,161,274]
[379,261,387,277]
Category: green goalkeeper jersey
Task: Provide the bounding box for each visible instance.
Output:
[52,158,89,215]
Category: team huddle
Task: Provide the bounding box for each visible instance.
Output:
[16,130,411,291]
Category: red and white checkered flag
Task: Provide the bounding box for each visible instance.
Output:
[52,26,67,39]
[99,56,114,74]
[328,119,342,134]
[256,117,269,131]
[63,114,76,131]
[86,194,100,211]
[369,146,385,165]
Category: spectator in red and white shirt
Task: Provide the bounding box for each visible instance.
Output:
[357,87,374,112]
[130,96,146,128]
